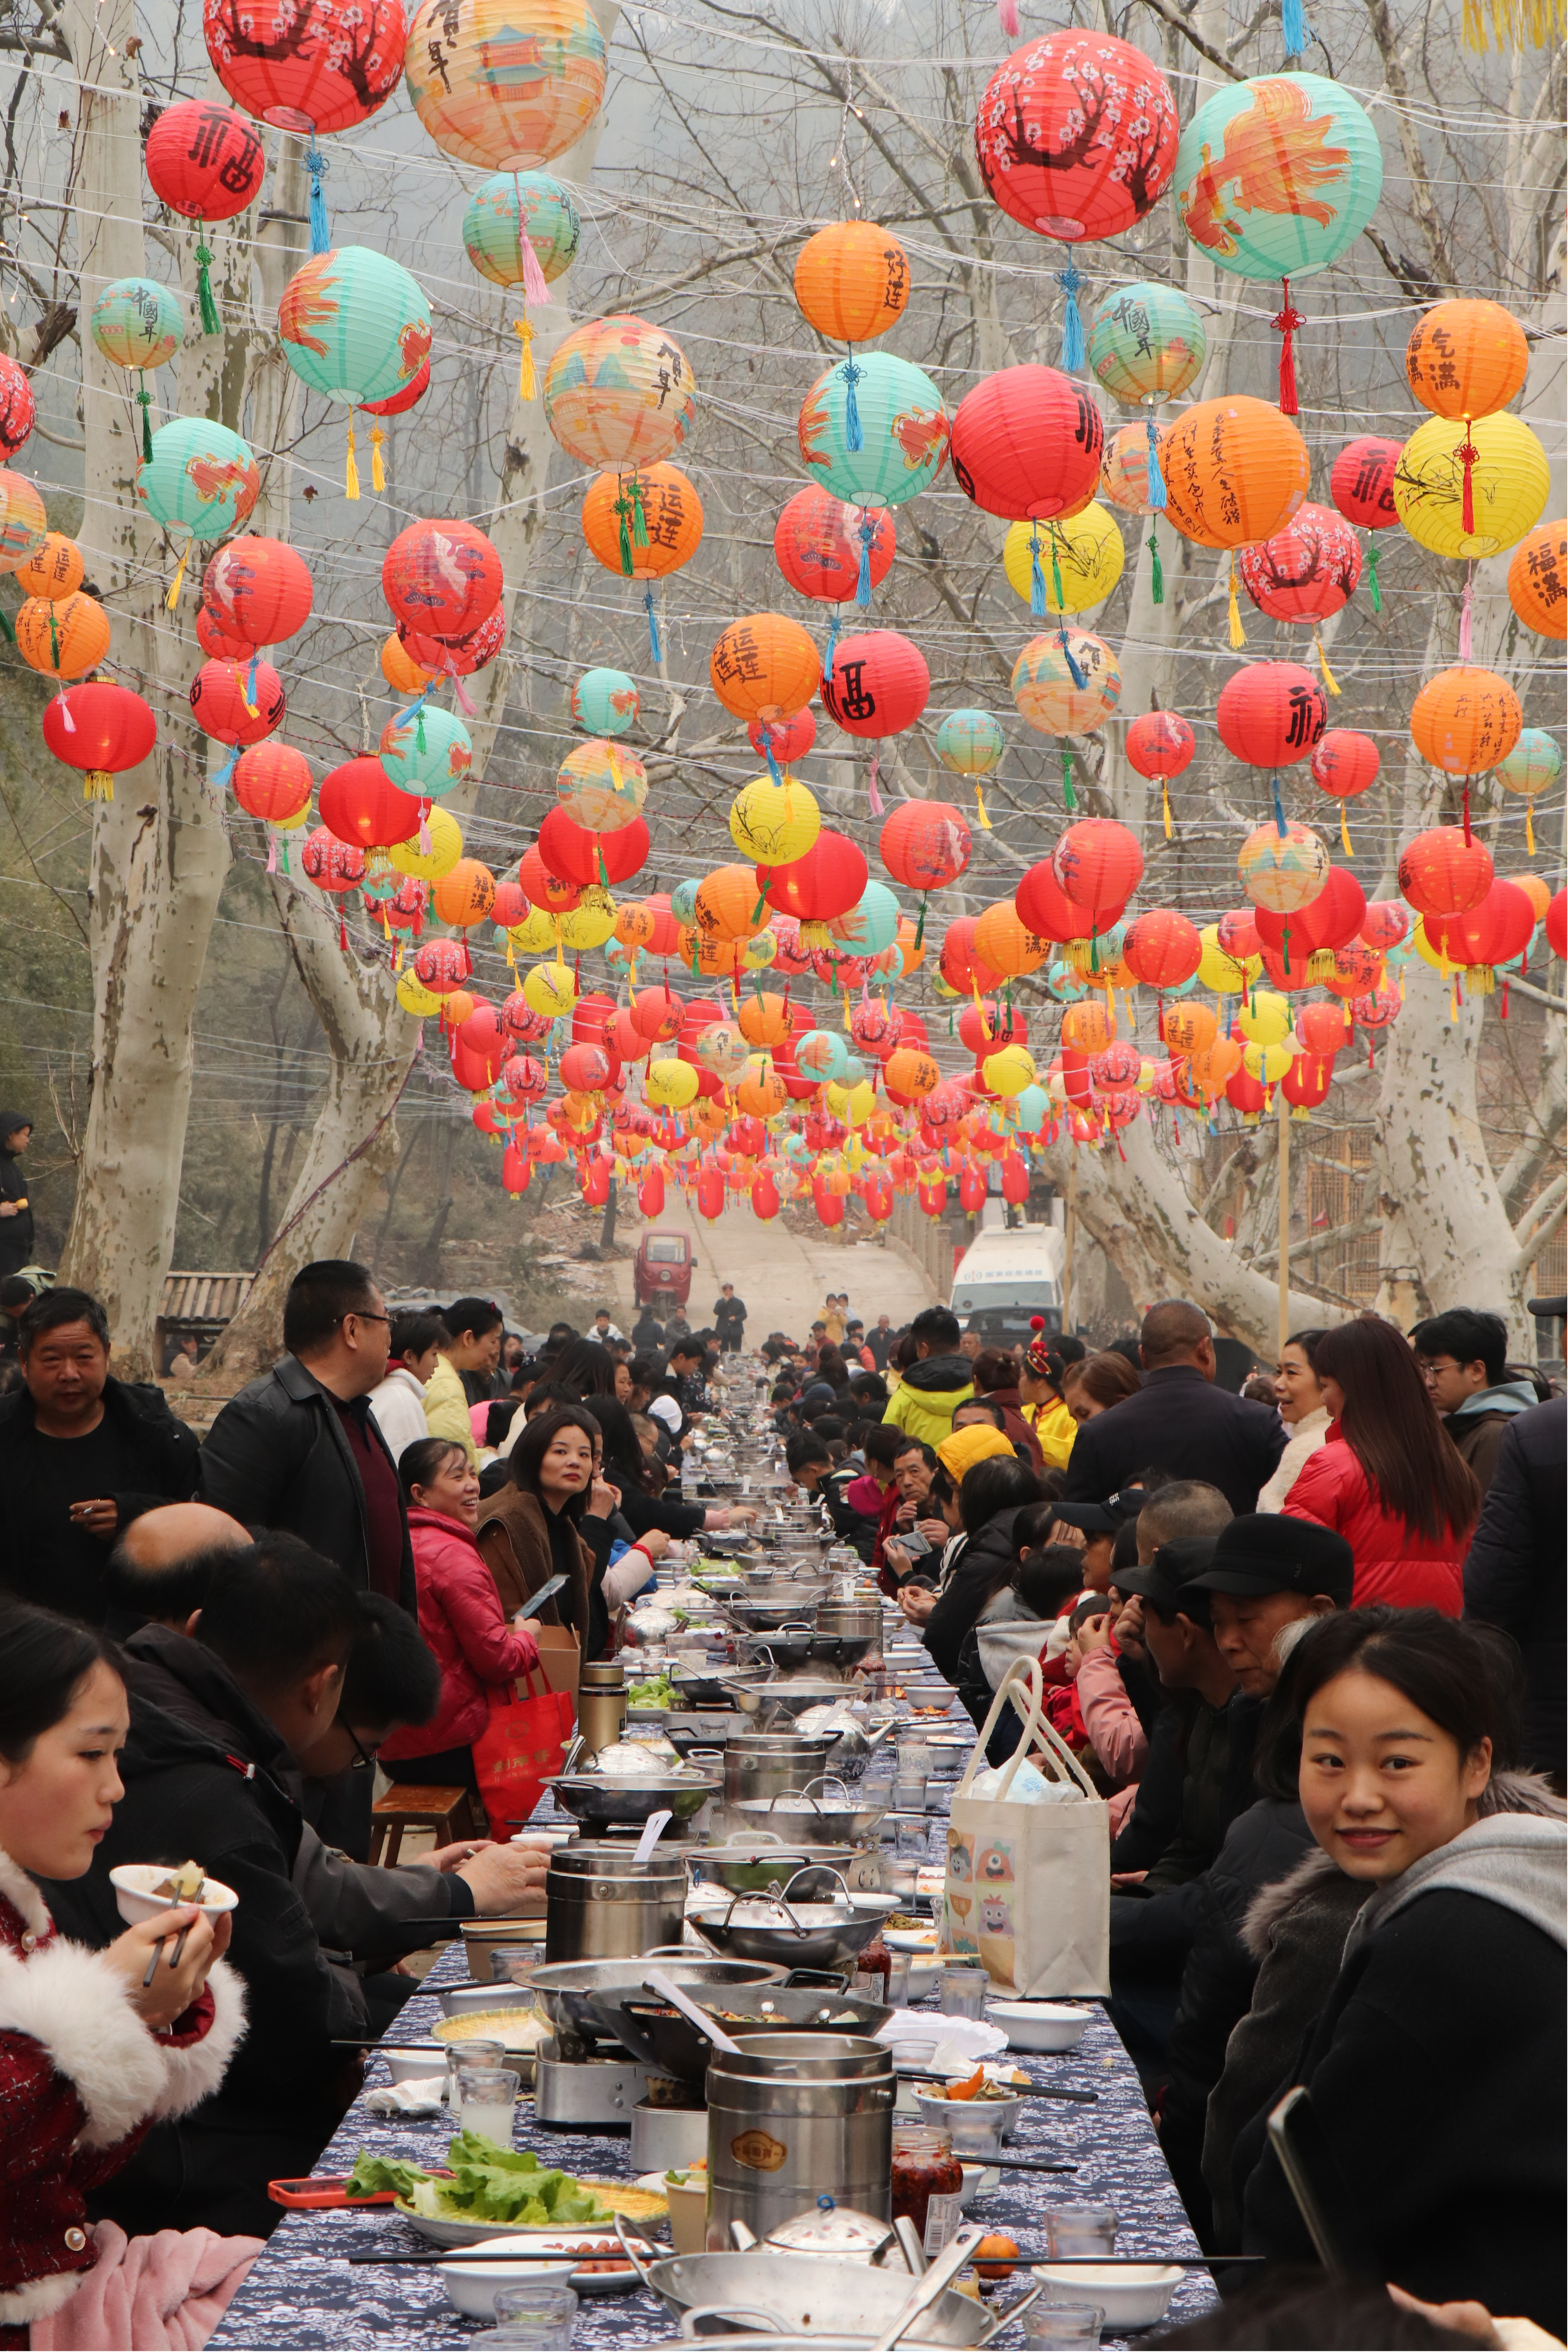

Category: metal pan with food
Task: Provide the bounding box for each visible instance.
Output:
[687,1869,900,1973]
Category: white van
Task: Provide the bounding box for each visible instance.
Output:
[950,1224,1066,1345]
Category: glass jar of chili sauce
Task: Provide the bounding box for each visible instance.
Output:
[889,2122,963,2251]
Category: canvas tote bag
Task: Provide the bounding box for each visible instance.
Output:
[942,1656,1109,1997]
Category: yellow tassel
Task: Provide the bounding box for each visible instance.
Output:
[1228,557,1245,649]
[165,539,191,611]
[515,317,536,401]
[370,426,386,493]
[975,783,992,830]
[345,421,360,501]
[1450,978,1459,1022]
[1162,779,1173,841]
[1340,800,1352,855]
[1526,801,1536,854]
[1463,0,1485,44]
[83,768,114,801]
[1315,632,1341,695]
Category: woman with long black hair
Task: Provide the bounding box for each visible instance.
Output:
[474,1404,602,1647]
[1281,1316,1480,1611]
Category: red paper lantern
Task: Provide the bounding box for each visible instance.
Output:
[502,1053,548,1102]
[1398,828,1494,918]
[318,754,424,850]
[1360,899,1409,953]
[491,877,529,930]
[400,605,506,677]
[1295,1002,1349,1057]
[1124,710,1194,781]
[501,991,552,1042]
[1226,1066,1267,1118]
[559,1042,612,1094]
[821,630,929,740]
[974,31,1179,244]
[1330,436,1401,531]
[1216,663,1327,768]
[1238,503,1362,622]
[696,1167,726,1222]
[1353,985,1401,1036]
[145,100,266,219]
[500,1142,530,1194]
[538,806,650,889]
[581,1155,612,1208]
[384,517,503,641]
[938,917,1003,997]
[1124,908,1202,990]
[202,535,313,646]
[1427,878,1536,971]
[456,998,506,1069]
[363,361,430,418]
[879,799,971,892]
[1281,1053,1334,1112]
[517,844,581,914]
[42,682,156,800]
[203,0,407,134]
[761,831,868,925]
[1052,817,1143,911]
[1014,859,1114,942]
[233,741,311,823]
[1546,890,1567,960]
[1311,730,1379,801]
[948,366,1104,521]
[1255,867,1366,957]
[749,709,816,765]
[958,1002,1027,1055]
[571,993,615,1048]
[300,825,364,891]
[190,659,284,747]
[196,606,253,660]
[414,937,469,994]
[0,354,35,460]
[774,487,894,603]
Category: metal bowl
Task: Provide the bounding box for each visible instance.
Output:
[730,1594,825,1634]
[688,1886,900,1973]
[736,1628,817,1672]
[543,1772,720,1828]
[673,1663,759,1708]
[636,2253,1008,2345]
[521,1955,786,2046]
[687,1841,885,1899]
[729,1783,889,1846]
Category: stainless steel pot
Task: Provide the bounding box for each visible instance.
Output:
[729,1777,889,1846]
[523,1953,785,2046]
[730,1592,826,1634]
[543,1841,688,1964]
[543,1770,720,1831]
[687,1839,885,1898]
[688,1875,898,1973]
[809,1604,884,1675]
[737,1628,817,1674]
[721,1731,838,1814]
[631,2258,1009,2346]
[704,2033,894,2252]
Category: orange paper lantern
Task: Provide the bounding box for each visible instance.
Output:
[1160,397,1311,551]
[1405,300,1528,424]
[581,462,703,580]
[793,221,910,344]
[710,612,822,723]
[1506,518,1566,640]
[1409,666,1522,778]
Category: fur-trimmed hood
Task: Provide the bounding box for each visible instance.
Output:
[1240,1769,1565,1961]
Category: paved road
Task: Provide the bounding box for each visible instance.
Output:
[606,1204,938,1343]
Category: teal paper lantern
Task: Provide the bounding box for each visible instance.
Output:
[1009,1083,1048,1133]
[138,416,260,544]
[379,706,474,799]
[936,709,1005,777]
[91,277,184,373]
[572,667,639,736]
[1496,728,1562,798]
[832,880,901,956]
[1087,283,1206,408]
[1173,74,1383,283]
[670,877,701,925]
[278,246,433,406]
[798,352,949,509]
[842,1054,868,1087]
[463,172,582,291]
[795,1027,850,1083]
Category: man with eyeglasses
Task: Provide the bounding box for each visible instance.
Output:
[1409,1306,1542,1498]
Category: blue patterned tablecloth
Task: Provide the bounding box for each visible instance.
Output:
[212,1778,1214,2350]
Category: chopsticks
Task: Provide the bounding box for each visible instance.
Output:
[344,2249,650,2268]
[905,2071,1098,2104]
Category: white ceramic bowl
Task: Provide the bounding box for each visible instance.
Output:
[382,2045,447,2088]
[985,2001,1093,2055]
[914,2087,1021,2154]
[109,1863,238,1928]
[436,2242,579,2318]
[954,2161,999,2208]
[1031,2264,1182,2328]
[884,1929,940,1955]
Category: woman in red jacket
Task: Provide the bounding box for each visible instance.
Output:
[380,1437,546,1795]
[1282,1316,1481,1614]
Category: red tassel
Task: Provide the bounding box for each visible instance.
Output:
[1457,419,1478,536]
[1501,979,1510,1020]
[1462,781,1472,846]
[1273,279,1304,416]
[339,911,348,951]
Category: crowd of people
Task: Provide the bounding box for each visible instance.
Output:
[0,1250,1560,2344]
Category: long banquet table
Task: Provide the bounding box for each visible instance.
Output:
[212,1769,1217,2351]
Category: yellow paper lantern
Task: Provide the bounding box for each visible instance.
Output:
[741,930,778,972]
[523,962,578,1020]
[1197,922,1260,995]
[645,1057,699,1109]
[396,969,443,1016]
[1394,411,1550,561]
[390,806,463,881]
[983,1043,1037,1098]
[509,904,560,956]
[1242,1038,1293,1082]
[1002,506,1124,614]
[559,900,617,951]
[730,774,820,866]
[1238,988,1291,1046]
[825,1079,876,1126]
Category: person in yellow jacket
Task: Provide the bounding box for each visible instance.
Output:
[1019,1317,1078,1473]
[880,1306,974,1448]
[423,1297,505,1468]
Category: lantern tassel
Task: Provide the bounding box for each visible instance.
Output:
[370,426,386,492]
[244,649,259,716]
[515,317,536,401]
[1458,419,1477,536]
[1339,799,1352,855]
[644,585,662,662]
[975,782,992,830]
[83,768,113,801]
[867,754,884,816]
[1365,533,1382,612]
[194,243,221,337]
[1162,779,1173,841]
[1462,780,1472,846]
[1273,278,1304,416]
[842,353,863,453]
[629,474,649,548]
[998,0,1019,31]
[1029,526,1046,618]
[1271,771,1287,837]
[277,831,291,875]
[1459,563,1474,660]
[1315,631,1341,694]
[339,910,348,953]
[1050,531,1069,623]
[165,538,191,611]
[1228,556,1246,648]
[1282,0,1309,54]
[761,733,784,787]
[1526,801,1536,854]
[306,144,330,257]
[1056,266,1086,370]
[345,421,360,501]
[0,606,11,644]
[1144,413,1166,511]
[137,379,154,464]
[1150,523,1164,605]
[214,744,238,790]
[56,681,75,734]
[855,516,874,609]
[266,828,278,873]
[825,608,841,677]
[914,894,929,949]
[518,223,550,306]
[450,669,478,716]
[1059,622,1087,691]
[1062,748,1077,812]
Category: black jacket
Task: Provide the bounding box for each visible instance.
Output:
[0,1111,33,1272]
[1239,1888,1566,2332]
[1063,1366,1286,1515]
[713,1296,746,1335]
[0,1373,201,1614]
[1464,1396,1566,1774]
[923,1509,1026,1684]
[43,1631,362,2238]
[199,1354,414,1610]
[1109,1692,1265,1971]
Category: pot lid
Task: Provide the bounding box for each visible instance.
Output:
[762,2198,895,2256]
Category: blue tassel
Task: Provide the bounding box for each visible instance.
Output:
[855,518,873,608]
[825,608,840,679]
[644,586,662,663]
[245,649,259,707]
[214,744,239,789]
[1029,527,1046,618]
[1281,0,1309,55]
[1057,266,1086,370]
[762,735,784,787]
[843,355,863,454]
[1145,413,1166,512]
[1271,772,1288,837]
[306,144,330,257]
[1060,623,1087,691]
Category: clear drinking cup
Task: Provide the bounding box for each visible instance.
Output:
[883,1955,912,2009]
[892,1771,929,1814]
[454,2064,521,2144]
[489,2283,579,2346]
[445,2037,505,2107]
[937,1966,988,2020]
[1044,2204,1119,2258]
[1021,2305,1106,2348]
[894,1816,930,1862]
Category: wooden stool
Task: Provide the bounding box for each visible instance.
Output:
[368,1783,479,1865]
